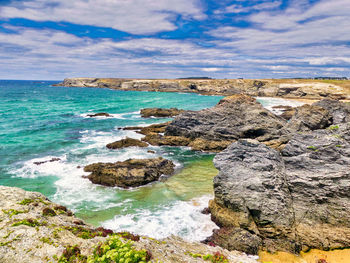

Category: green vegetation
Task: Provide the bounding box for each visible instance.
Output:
[11,219,44,227]
[328,125,339,130]
[40,236,54,245]
[307,146,318,151]
[186,251,229,263]
[87,236,151,263]
[18,198,34,205]
[42,207,57,217]
[2,209,28,218]
[58,245,87,263]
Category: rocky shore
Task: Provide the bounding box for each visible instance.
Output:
[54,78,350,100]
[102,97,350,259]
[0,186,257,263]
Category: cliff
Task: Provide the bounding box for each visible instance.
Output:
[54,78,350,99]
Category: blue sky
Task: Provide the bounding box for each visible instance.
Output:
[0,0,349,80]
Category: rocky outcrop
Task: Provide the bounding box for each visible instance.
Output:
[55,78,350,99]
[140,108,185,118]
[87,112,111,117]
[106,137,148,149]
[208,130,350,254]
[166,95,287,144]
[84,157,175,188]
[314,99,350,124]
[33,158,61,165]
[286,104,332,132]
[0,186,257,263]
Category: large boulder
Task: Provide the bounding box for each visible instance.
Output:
[166,95,286,144]
[140,108,185,118]
[84,157,175,188]
[209,127,350,254]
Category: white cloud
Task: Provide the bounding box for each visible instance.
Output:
[0,0,205,34]
[201,68,220,72]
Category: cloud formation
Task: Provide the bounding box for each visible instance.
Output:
[0,0,349,79]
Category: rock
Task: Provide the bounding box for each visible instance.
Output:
[188,138,233,152]
[210,133,350,254]
[0,186,257,263]
[84,157,175,188]
[137,122,171,135]
[286,104,332,132]
[106,137,148,149]
[140,108,185,118]
[142,134,191,147]
[272,105,295,120]
[87,112,111,117]
[166,95,286,144]
[33,158,61,165]
[313,99,350,124]
[147,150,155,154]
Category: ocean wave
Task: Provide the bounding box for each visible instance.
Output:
[101,195,218,242]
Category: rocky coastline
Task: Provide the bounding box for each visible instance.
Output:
[54,77,350,100]
[4,83,350,262]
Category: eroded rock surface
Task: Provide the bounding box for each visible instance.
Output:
[0,186,258,263]
[140,108,185,118]
[208,132,350,254]
[84,157,175,188]
[166,94,287,145]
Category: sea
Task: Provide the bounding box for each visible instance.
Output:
[0,80,305,242]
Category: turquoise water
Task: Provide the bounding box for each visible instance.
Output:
[0,80,223,240]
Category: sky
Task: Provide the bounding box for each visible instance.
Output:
[0,0,349,80]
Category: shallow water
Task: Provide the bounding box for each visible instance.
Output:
[0,80,222,241]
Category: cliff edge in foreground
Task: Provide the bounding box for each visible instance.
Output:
[0,186,257,263]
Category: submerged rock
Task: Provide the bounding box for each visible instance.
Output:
[209,132,350,254]
[84,157,175,188]
[33,158,61,165]
[140,107,185,118]
[87,112,111,117]
[106,137,148,149]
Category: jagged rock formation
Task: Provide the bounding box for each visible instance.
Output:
[106,137,148,149]
[166,94,287,145]
[140,108,185,118]
[54,78,350,99]
[84,157,175,188]
[0,186,257,263]
[208,129,350,254]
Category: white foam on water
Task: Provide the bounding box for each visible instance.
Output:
[257,97,306,115]
[101,195,219,242]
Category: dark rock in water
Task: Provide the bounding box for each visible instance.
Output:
[140,108,185,118]
[84,157,175,188]
[166,94,286,144]
[137,122,170,135]
[106,137,148,149]
[34,158,61,165]
[313,99,350,124]
[209,132,350,254]
[87,112,111,117]
[147,150,156,154]
[286,104,332,132]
